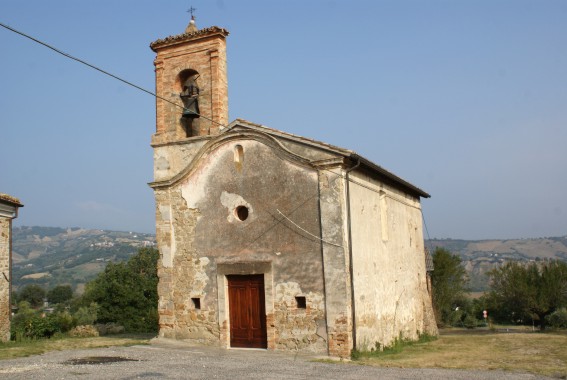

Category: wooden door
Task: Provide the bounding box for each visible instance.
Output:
[227,274,267,348]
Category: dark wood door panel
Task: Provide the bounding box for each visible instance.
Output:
[227,274,267,348]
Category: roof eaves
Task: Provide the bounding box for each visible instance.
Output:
[226,119,430,199]
[0,193,23,207]
[352,154,431,198]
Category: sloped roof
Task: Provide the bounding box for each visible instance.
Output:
[0,193,23,207]
[225,119,430,198]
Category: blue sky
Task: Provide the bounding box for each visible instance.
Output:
[1,0,566,240]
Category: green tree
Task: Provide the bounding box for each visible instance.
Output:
[47,285,74,305]
[18,284,46,308]
[431,247,468,326]
[81,248,159,332]
[487,260,567,330]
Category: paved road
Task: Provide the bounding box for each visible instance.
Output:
[0,340,551,379]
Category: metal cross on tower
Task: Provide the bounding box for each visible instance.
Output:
[187,6,196,18]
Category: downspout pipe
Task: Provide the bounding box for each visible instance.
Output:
[345,158,361,351]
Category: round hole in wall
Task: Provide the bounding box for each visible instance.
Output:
[235,206,249,221]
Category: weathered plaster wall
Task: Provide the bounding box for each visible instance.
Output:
[153,138,209,182]
[0,217,11,342]
[317,169,354,358]
[154,137,329,353]
[348,170,437,351]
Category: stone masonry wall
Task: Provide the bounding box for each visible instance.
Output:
[0,218,11,342]
[273,282,327,352]
[155,187,220,343]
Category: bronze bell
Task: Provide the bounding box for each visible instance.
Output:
[181,96,200,119]
[180,77,200,119]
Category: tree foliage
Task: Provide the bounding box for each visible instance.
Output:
[17,284,46,308]
[487,260,567,329]
[431,247,468,326]
[81,248,159,332]
[47,285,74,305]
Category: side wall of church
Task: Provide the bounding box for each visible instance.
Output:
[348,170,438,351]
[154,138,330,354]
[0,216,13,342]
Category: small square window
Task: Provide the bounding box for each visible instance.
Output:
[191,298,201,310]
[295,296,306,309]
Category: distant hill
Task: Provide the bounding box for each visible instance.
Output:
[11,226,567,294]
[427,236,567,291]
[12,226,156,293]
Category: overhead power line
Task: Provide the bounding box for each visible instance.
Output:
[0,21,226,128]
[2,21,435,245]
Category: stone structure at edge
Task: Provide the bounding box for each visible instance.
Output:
[0,193,22,342]
[149,17,438,358]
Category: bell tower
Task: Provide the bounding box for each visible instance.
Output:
[150,16,229,142]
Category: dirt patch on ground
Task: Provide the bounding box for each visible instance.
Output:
[65,356,140,365]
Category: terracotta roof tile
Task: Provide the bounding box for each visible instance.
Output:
[0,193,23,207]
[150,26,229,52]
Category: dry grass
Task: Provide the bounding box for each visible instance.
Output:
[0,335,152,360]
[354,330,567,378]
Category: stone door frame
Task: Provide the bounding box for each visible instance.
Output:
[216,261,274,349]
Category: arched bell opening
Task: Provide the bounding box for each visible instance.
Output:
[176,69,201,137]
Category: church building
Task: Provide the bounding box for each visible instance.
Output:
[149,17,437,358]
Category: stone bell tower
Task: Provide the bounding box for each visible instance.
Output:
[150,16,229,143]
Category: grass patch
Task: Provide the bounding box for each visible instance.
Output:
[0,334,153,360]
[352,329,567,378]
[351,333,437,360]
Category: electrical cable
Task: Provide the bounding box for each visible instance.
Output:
[422,211,435,255]
[2,21,434,250]
[0,21,227,128]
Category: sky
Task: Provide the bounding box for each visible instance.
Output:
[1,0,566,240]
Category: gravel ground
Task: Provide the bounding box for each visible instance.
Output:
[0,339,552,380]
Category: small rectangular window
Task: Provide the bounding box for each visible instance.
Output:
[191,298,201,310]
[295,296,306,309]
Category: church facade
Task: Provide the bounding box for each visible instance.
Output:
[149,20,437,358]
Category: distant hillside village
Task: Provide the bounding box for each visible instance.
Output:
[11,226,156,292]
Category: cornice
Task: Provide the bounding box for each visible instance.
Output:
[150,26,229,52]
[0,193,23,207]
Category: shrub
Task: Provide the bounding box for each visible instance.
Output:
[12,313,61,340]
[545,308,567,329]
[69,325,99,338]
[463,313,478,329]
[96,323,125,335]
[53,310,75,333]
[73,303,99,326]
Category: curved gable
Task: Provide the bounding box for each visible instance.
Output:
[149,130,317,190]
